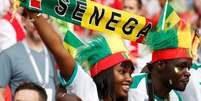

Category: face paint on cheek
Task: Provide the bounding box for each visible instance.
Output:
[174,67,180,73]
[174,66,190,74]
[169,79,173,85]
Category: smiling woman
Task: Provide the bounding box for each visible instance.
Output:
[93,60,134,100]
[74,34,135,100]
[114,61,134,97]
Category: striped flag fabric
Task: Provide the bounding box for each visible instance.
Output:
[63,31,85,57]
[30,0,42,10]
[177,20,192,49]
[156,3,180,31]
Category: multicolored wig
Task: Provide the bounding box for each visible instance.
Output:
[76,33,133,77]
[146,26,192,63]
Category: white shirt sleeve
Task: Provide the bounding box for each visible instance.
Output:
[60,63,99,101]
[128,89,148,101]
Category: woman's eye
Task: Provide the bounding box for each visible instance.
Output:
[118,70,124,74]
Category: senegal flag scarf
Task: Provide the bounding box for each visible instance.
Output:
[20,0,152,42]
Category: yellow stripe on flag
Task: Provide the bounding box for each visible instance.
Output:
[102,34,128,54]
[164,11,180,30]
[177,21,191,49]
[63,42,77,58]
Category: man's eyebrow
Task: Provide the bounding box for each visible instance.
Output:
[175,61,188,66]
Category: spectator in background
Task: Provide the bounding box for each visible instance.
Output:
[0,0,10,17]
[0,0,26,53]
[92,0,123,10]
[14,82,47,101]
[0,11,57,101]
[193,0,201,16]
[122,0,152,73]
[148,0,164,29]
[0,1,25,101]
[123,0,143,15]
[196,16,201,31]
[0,10,26,53]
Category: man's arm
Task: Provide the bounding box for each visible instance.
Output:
[0,88,5,101]
[30,12,75,79]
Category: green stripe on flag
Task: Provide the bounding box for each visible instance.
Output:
[64,31,84,48]
[63,31,85,57]
[165,4,173,19]
[20,0,83,25]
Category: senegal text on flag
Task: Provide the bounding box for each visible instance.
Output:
[156,3,180,31]
[20,0,152,41]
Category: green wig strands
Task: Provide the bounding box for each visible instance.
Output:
[146,28,178,51]
[76,35,112,70]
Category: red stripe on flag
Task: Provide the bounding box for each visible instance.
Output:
[30,0,41,9]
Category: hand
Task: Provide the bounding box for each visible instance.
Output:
[56,94,82,101]
[22,8,40,18]
[56,85,82,101]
